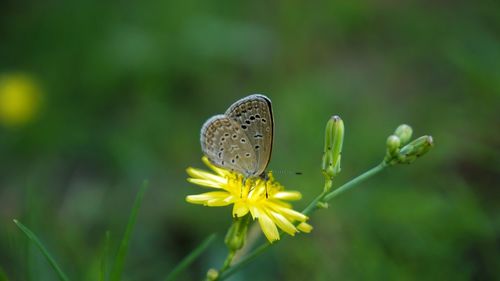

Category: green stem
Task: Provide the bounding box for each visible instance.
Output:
[217,162,387,281]
[324,162,386,201]
[220,250,236,272]
[301,179,331,216]
[217,215,252,277]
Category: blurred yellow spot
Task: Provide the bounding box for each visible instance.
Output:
[0,74,41,127]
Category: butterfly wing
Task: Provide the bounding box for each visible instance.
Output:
[225,94,274,177]
[200,114,257,176]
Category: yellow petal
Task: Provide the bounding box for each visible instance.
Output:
[268,210,297,236]
[223,194,236,203]
[267,202,308,222]
[232,201,249,218]
[297,222,313,233]
[248,182,266,198]
[207,198,233,206]
[273,191,302,201]
[247,205,260,220]
[265,199,292,209]
[202,157,230,176]
[257,212,280,243]
[187,178,225,189]
[186,167,227,184]
[186,191,230,205]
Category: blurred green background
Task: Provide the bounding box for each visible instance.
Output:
[1,1,499,280]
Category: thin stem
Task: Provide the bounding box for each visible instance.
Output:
[324,163,386,201]
[301,178,331,216]
[217,215,252,277]
[217,162,387,281]
[220,250,236,272]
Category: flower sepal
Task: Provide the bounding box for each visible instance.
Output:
[224,215,251,252]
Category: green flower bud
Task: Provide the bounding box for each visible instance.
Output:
[206,269,219,281]
[386,135,401,157]
[398,135,434,164]
[322,115,344,182]
[394,124,413,145]
[224,215,250,252]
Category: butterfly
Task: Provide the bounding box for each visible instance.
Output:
[200,94,274,178]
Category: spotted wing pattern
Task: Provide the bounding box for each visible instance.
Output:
[225,94,274,177]
[200,114,257,176]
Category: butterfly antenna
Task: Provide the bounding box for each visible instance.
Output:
[273,169,303,176]
[265,181,269,198]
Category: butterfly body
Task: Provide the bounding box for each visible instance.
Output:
[200,94,274,178]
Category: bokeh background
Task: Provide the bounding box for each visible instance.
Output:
[1,1,499,280]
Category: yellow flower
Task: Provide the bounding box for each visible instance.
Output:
[0,73,41,127]
[186,157,313,243]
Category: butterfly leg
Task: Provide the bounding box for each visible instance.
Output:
[258,173,269,198]
[265,181,269,198]
[241,177,247,198]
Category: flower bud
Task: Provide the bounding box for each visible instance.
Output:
[386,135,401,157]
[206,269,219,281]
[398,135,434,164]
[224,215,250,251]
[394,124,413,145]
[322,116,344,182]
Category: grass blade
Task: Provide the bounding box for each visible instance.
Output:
[164,233,217,281]
[13,219,70,281]
[24,184,35,281]
[99,231,111,281]
[110,180,148,281]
